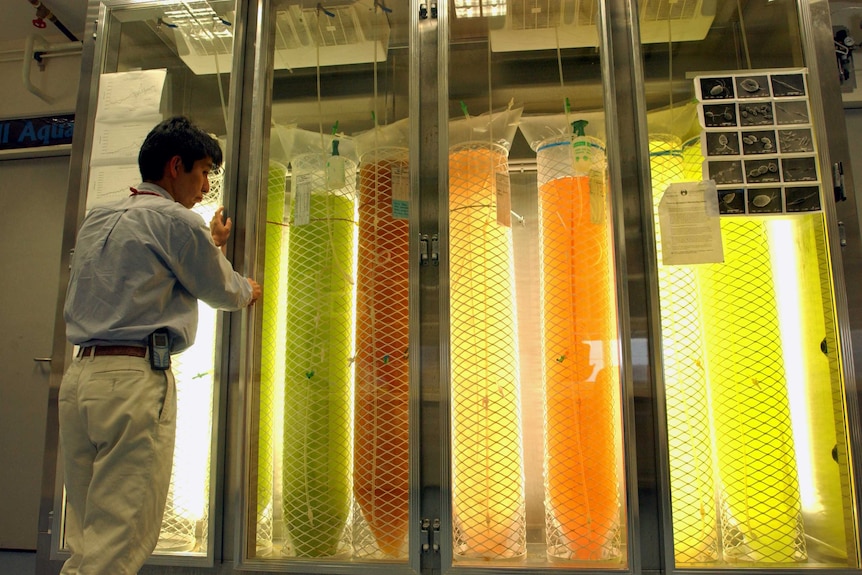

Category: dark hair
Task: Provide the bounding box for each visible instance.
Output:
[138,116,223,181]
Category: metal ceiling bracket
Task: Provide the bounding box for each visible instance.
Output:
[22,33,81,103]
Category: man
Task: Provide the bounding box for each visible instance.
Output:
[58,116,261,574]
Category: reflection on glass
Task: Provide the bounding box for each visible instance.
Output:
[256,161,289,554]
[699,217,806,563]
[155,182,223,555]
[644,0,857,566]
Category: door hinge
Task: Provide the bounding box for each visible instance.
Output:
[420,517,441,552]
[833,162,847,203]
[420,234,439,266]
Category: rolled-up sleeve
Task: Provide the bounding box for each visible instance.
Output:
[171,219,252,311]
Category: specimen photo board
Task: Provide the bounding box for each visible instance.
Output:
[695,68,823,216]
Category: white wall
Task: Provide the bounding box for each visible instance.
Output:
[0,36,81,120]
[0,36,80,551]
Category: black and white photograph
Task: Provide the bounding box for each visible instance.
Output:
[774,100,810,125]
[771,73,807,97]
[747,188,784,213]
[741,130,777,155]
[717,189,746,214]
[705,131,740,156]
[708,160,744,185]
[699,76,735,100]
[785,186,823,212]
[778,128,815,154]
[781,157,818,182]
[744,159,781,184]
[702,103,738,128]
[735,75,771,98]
[738,102,774,127]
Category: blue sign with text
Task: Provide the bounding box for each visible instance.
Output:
[0,115,74,151]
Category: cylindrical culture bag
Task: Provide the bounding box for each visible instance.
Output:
[651,134,719,564]
[281,144,358,558]
[448,106,526,560]
[534,120,620,561]
[256,160,288,552]
[353,145,411,558]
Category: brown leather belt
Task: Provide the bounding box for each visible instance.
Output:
[78,345,147,358]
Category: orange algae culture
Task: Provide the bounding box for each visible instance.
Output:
[540,175,619,560]
[354,153,411,557]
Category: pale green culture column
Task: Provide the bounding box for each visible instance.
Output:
[257,161,288,553]
[282,152,357,557]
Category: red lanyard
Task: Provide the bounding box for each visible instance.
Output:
[129,187,162,198]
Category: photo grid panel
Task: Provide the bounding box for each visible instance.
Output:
[696,70,822,215]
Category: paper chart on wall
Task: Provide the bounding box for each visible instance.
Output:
[90,119,162,164]
[87,70,166,209]
[95,69,167,122]
[86,164,142,210]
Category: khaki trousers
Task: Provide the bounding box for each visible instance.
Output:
[58,353,176,575]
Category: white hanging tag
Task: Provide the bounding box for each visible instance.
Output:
[294,173,312,226]
[326,155,346,190]
[589,168,605,225]
[495,172,512,228]
[391,164,409,220]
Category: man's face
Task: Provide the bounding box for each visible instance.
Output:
[171,156,213,209]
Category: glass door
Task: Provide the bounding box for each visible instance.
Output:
[54,0,243,565]
[239,0,416,569]
[638,0,860,568]
[442,0,633,569]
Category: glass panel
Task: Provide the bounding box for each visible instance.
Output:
[62,0,239,559]
[641,0,859,568]
[446,0,628,568]
[247,0,412,564]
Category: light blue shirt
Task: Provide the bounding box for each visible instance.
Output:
[64,182,252,353]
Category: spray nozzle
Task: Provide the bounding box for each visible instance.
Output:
[571,119,588,137]
[331,139,340,156]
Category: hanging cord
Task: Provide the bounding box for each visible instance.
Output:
[667,13,674,130]
[736,0,753,69]
[373,2,381,150]
[315,4,332,152]
[212,16,230,133]
[486,35,495,194]
[556,25,570,128]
